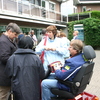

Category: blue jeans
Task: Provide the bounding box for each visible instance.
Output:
[41,79,58,100]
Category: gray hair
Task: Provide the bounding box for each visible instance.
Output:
[6,23,21,34]
[70,40,83,53]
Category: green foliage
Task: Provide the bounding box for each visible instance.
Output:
[91,11,100,19]
[83,18,100,48]
[67,18,100,48]
[69,10,100,19]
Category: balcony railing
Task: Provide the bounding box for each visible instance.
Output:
[0,0,67,23]
[68,13,91,22]
[0,0,91,23]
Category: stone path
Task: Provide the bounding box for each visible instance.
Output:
[85,50,100,99]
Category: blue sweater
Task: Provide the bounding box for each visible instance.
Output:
[55,53,86,91]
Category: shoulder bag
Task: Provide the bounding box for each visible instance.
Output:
[40,36,47,63]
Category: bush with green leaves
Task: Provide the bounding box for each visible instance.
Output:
[83,18,100,48]
[67,11,100,49]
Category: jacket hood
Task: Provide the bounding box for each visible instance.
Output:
[18,36,34,49]
[14,48,36,55]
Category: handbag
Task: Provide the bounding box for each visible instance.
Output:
[40,36,47,63]
[48,61,62,73]
[7,91,15,100]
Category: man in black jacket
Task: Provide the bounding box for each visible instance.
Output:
[0,23,21,100]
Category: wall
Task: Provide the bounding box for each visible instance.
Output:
[77,4,100,13]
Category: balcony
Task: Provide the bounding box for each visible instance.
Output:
[0,0,67,24]
[0,0,91,25]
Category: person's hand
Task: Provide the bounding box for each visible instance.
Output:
[44,47,56,51]
[44,47,51,51]
[50,48,56,51]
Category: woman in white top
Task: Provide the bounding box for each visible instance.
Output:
[35,26,68,73]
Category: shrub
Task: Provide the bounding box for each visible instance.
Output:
[67,11,100,49]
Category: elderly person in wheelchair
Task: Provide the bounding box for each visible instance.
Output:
[41,39,96,100]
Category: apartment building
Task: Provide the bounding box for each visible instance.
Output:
[0,0,68,40]
[74,0,100,13]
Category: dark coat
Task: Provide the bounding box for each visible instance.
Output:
[0,34,17,86]
[5,49,45,100]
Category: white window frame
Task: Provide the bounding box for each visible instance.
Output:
[49,1,55,11]
[82,6,86,12]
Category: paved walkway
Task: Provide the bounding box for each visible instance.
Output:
[85,50,100,99]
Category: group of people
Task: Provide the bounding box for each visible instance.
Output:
[0,22,85,100]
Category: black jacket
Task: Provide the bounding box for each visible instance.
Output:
[0,34,17,86]
[5,49,45,100]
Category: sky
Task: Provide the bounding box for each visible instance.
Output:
[61,0,74,16]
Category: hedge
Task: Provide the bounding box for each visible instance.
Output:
[67,11,100,49]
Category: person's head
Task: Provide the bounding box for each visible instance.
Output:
[5,23,21,40]
[18,36,34,49]
[46,25,57,39]
[58,32,67,38]
[73,31,79,36]
[41,29,46,35]
[30,30,34,36]
[18,33,24,40]
[69,40,83,57]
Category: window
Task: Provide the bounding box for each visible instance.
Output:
[30,0,40,6]
[30,0,35,4]
[82,6,86,12]
[35,0,40,5]
[0,26,6,36]
[22,0,30,4]
[49,2,55,11]
[42,0,45,8]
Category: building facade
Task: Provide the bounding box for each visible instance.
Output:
[0,0,68,41]
[74,0,100,13]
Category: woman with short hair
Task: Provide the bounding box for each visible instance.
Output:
[35,25,68,75]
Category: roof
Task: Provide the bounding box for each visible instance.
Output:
[74,0,100,5]
[56,0,69,3]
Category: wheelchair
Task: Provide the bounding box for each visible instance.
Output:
[50,45,99,100]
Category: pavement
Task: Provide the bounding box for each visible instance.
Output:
[84,50,100,99]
